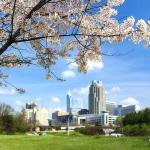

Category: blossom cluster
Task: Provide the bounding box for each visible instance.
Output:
[0,55,21,68]
[0,0,150,73]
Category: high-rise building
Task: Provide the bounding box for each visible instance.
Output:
[106,101,117,115]
[116,105,140,116]
[67,91,72,112]
[89,80,106,114]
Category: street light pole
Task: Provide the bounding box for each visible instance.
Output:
[67,117,70,136]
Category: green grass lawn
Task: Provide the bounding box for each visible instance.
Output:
[0,133,150,150]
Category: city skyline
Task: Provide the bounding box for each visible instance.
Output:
[10,80,142,118]
[1,0,150,149]
[0,0,150,115]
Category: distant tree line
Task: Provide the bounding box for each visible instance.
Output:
[0,103,30,134]
[115,108,150,136]
[123,108,150,125]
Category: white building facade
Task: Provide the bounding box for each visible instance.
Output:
[74,112,118,126]
[24,102,49,127]
[53,111,118,127]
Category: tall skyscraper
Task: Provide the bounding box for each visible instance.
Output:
[67,90,72,112]
[89,80,106,114]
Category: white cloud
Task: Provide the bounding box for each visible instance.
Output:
[122,97,140,106]
[0,89,16,95]
[78,86,89,95]
[51,97,60,103]
[49,107,66,118]
[67,87,89,109]
[15,100,24,106]
[111,86,121,92]
[68,62,78,70]
[135,105,141,111]
[61,70,75,78]
[68,60,104,71]
[122,97,141,111]
[87,61,104,71]
[72,85,90,96]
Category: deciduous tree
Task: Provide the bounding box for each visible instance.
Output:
[0,0,150,90]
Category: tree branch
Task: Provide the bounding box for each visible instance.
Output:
[0,0,53,55]
[14,33,130,43]
[10,0,17,38]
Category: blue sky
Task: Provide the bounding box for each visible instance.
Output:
[0,0,150,117]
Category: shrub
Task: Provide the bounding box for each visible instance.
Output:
[0,112,31,134]
[116,124,150,136]
[76,126,105,135]
[54,125,61,130]
[0,115,16,134]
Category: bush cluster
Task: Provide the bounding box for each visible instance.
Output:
[116,108,150,136]
[76,126,105,135]
[123,108,150,126]
[0,103,31,134]
[0,113,31,134]
[116,124,150,136]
